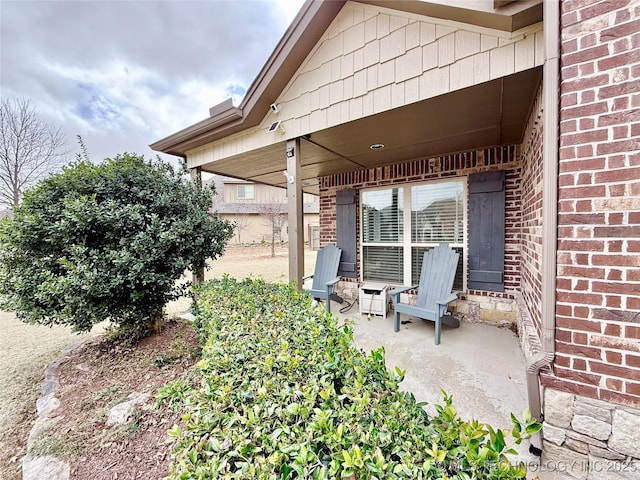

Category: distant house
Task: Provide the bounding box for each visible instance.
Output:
[153,0,640,469]
[208,175,320,246]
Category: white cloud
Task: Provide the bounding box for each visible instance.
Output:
[0,0,307,164]
[272,0,306,28]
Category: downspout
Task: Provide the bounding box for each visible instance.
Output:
[526,0,560,454]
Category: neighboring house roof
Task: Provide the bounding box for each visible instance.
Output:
[215,202,319,215]
[206,174,319,215]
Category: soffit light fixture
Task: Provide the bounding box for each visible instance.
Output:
[369,143,385,150]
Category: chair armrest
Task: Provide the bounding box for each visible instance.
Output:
[302,274,314,281]
[325,276,341,287]
[390,285,418,297]
[436,292,458,306]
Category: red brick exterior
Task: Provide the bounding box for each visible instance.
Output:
[318,147,522,292]
[540,0,640,407]
[316,0,639,411]
[520,86,545,341]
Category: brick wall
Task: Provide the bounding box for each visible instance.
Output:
[318,146,522,297]
[520,85,545,340]
[541,0,640,407]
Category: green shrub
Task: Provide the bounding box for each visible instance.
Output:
[158,278,540,479]
[0,154,234,340]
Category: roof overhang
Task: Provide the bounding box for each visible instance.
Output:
[150,0,345,157]
[191,66,542,195]
[150,0,543,159]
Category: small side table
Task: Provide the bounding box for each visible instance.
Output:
[359,282,389,318]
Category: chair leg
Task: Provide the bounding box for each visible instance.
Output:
[324,287,331,313]
[394,311,400,332]
[434,318,441,345]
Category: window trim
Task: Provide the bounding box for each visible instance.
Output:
[236,184,255,200]
[359,178,468,289]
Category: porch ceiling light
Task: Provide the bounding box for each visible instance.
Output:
[369,143,384,150]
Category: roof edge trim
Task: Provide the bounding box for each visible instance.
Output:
[150,0,345,156]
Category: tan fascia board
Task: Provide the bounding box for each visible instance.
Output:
[150,99,242,156]
[361,0,542,32]
[150,0,542,157]
[150,0,346,157]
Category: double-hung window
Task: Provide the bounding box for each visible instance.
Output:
[236,184,254,200]
[361,179,466,290]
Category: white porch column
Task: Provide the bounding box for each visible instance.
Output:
[286,138,304,288]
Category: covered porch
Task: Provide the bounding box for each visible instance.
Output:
[335,301,529,430]
[152,0,558,459]
[150,0,548,290]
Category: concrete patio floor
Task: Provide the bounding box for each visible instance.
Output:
[334,302,527,431]
[328,300,571,479]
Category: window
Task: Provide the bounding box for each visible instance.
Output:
[361,179,466,289]
[236,184,254,200]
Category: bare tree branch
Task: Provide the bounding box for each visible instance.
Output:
[0,97,67,208]
[257,202,288,257]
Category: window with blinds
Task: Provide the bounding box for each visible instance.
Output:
[361,180,466,288]
[363,246,403,283]
[362,188,404,283]
[411,182,464,244]
[361,188,403,243]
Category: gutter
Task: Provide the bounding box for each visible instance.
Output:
[526,0,560,454]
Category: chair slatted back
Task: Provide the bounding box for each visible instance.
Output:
[415,244,459,311]
[312,244,342,290]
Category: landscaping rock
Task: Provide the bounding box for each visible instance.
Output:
[22,341,86,480]
[36,392,60,417]
[106,392,150,426]
[22,455,69,480]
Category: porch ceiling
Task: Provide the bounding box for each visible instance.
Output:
[200,67,542,195]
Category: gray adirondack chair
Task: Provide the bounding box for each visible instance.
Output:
[303,243,342,313]
[390,244,460,345]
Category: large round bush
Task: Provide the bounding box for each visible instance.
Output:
[0,153,234,338]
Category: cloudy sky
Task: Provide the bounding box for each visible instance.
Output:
[0,0,305,165]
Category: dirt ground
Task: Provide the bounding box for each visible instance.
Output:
[0,244,317,480]
[0,313,99,479]
[53,320,199,480]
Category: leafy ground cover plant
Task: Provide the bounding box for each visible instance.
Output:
[158,277,541,479]
[0,154,234,341]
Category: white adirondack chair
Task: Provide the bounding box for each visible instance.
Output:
[390,244,460,345]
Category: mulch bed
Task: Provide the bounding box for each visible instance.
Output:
[39,320,199,480]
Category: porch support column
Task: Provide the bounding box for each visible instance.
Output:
[190,166,205,286]
[286,138,304,288]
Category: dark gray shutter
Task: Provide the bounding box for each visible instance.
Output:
[468,171,505,292]
[336,188,356,278]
